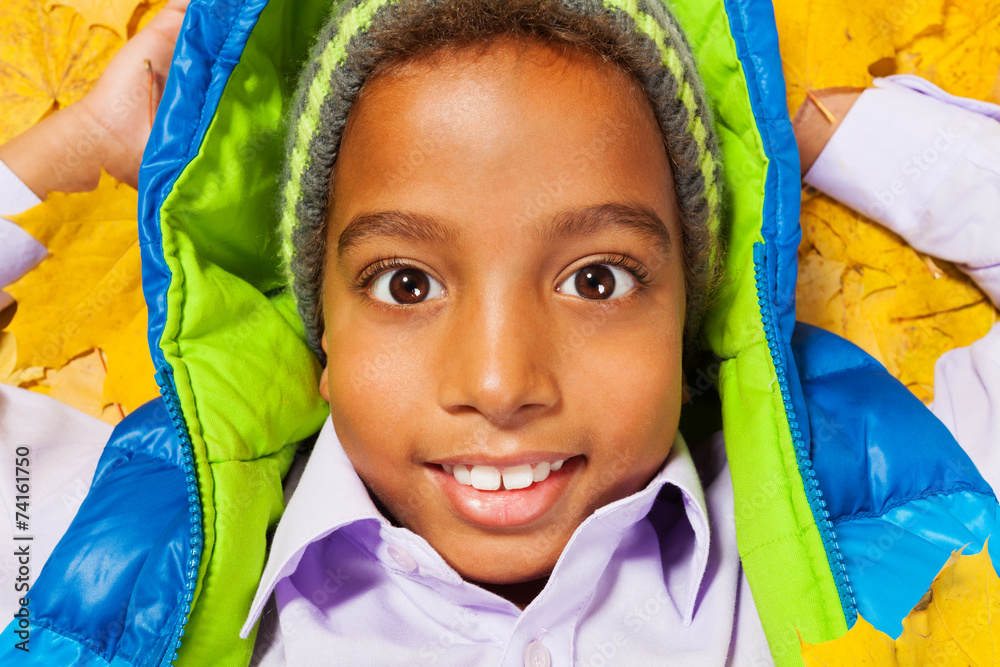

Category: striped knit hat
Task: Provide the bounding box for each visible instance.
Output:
[279,0,723,363]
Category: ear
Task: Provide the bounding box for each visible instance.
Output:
[319,332,330,402]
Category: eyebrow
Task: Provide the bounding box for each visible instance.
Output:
[336,202,672,257]
[545,203,672,255]
[338,211,457,258]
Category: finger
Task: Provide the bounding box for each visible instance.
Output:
[152,0,190,29]
[139,0,190,56]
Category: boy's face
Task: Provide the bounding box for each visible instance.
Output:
[321,39,685,590]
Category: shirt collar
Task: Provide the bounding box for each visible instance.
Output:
[644,431,712,626]
[240,417,712,636]
[240,416,382,638]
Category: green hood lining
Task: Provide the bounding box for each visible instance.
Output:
[152,0,847,664]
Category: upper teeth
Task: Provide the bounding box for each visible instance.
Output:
[443,460,567,490]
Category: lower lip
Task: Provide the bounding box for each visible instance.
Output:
[428,459,581,529]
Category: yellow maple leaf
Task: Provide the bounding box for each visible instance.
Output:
[5,172,160,416]
[801,543,1000,665]
[7,171,143,369]
[883,0,947,53]
[102,303,159,412]
[32,349,110,418]
[771,0,896,117]
[0,333,17,382]
[46,0,145,39]
[0,0,122,144]
[897,545,1000,666]
[896,0,1000,103]
[800,615,897,666]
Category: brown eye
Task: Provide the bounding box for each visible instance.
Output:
[576,265,614,299]
[558,263,637,301]
[370,267,444,305]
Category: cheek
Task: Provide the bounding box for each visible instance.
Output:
[322,298,430,474]
[323,335,434,530]
[570,312,683,484]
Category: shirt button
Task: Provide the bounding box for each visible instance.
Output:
[387,544,418,573]
[523,640,551,667]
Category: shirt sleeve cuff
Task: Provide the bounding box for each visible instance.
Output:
[0,159,47,289]
[0,158,41,217]
[802,75,993,240]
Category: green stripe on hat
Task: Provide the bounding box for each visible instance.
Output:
[280,0,397,283]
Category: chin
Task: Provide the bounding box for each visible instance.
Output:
[436,530,568,585]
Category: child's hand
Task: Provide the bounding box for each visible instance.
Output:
[792,87,864,177]
[75,0,190,188]
[0,0,189,197]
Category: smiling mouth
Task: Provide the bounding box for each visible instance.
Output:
[440,460,567,491]
[430,456,581,528]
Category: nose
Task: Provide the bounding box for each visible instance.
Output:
[436,289,560,428]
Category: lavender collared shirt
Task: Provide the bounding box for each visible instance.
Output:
[242,419,773,666]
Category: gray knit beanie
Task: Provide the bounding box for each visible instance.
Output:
[279,0,723,364]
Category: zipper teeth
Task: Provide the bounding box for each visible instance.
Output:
[154,367,204,666]
[753,243,857,624]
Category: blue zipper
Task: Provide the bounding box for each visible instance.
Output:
[753,242,857,625]
[154,366,204,666]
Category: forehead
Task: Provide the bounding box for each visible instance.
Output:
[328,38,676,243]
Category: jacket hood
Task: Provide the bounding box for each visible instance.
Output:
[137,0,838,663]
